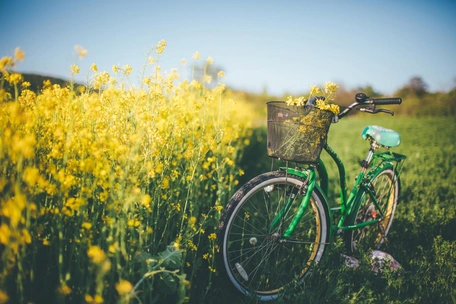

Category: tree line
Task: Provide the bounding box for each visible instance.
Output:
[2,72,455,116]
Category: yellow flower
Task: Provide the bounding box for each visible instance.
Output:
[108,243,118,253]
[142,77,151,85]
[85,294,104,304]
[204,75,212,84]
[217,71,225,79]
[115,280,133,296]
[127,219,140,227]
[309,85,321,96]
[70,64,80,74]
[0,290,9,303]
[156,39,167,54]
[7,73,23,85]
[141,194,151,208]
[0,224,11,245]
[81,222,92,230]
[192,51,201,60]
[181,58,187,65]
[206,57,213,65]
[95,295,104,303]
[74,45,88,59]
[21,229,32,244]
[162,177,170,189]
[22,167,40,187]
[43,79,51,88]
[58,283,72,295]
[90,63,98,72]
[286,96,306,106]
[0,56,13,71]
[170,203,181,212]
[77,85,86,93]
[87,245,106,264]
[187,240,197,251]
[21,81,30,88]
[188,216,197,226]
[123,64,132,75]
[155,39,167,54]
[190,79,202,90]
[14,47,25,61]
[329,103,340,115]
[324,81,339,94]
[112,65,119,74]
[208,233,217,240]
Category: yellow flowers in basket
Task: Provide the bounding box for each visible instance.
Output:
[286,81,341,115]
[267,82,341,163]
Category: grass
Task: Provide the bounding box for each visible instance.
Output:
[210,115,456,303]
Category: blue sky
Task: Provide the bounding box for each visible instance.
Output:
[1,0,455,96]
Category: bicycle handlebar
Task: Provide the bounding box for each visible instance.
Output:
[370,97,402,105]
[336,92,402,120]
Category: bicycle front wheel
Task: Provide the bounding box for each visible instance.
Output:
[345,167,399,253]
[217,171,329,301]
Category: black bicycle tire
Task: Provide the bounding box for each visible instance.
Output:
[344,166,399,253]
[217,171,330,301]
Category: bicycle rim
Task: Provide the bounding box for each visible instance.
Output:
[350,168,398,252]
[221,172,328,300]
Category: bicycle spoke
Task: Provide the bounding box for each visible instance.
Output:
[247,243,280,289]
[220,171,328,298]
[231,220,266,236]
[228,238,269,262]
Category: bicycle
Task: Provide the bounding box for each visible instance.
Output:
[217,92,406,301]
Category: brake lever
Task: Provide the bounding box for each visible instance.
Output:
[359,105,394,116]
[359,105,375,114]
[374,109,394,116]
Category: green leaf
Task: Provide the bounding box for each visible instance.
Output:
[158,244,182,269]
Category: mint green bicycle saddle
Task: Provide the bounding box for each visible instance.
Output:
[362,125,401,147]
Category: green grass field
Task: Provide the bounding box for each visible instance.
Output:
[212,115,456,303]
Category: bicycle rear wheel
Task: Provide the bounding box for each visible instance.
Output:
[345,167,399,253]
[217,171,329,301]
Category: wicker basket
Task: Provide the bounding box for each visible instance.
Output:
[267,101,334,164]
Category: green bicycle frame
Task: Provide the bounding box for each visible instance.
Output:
[269,170,316,238]
[269,142,406,239]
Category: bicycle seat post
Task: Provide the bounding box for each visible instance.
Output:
[361,141,380,173]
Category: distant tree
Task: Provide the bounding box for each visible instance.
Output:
[408,76,428,96]
[397,76,428,98]
[1,72,74,95]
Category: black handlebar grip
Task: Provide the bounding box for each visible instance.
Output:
[371,97,402,105]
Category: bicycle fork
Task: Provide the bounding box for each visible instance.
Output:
[268,169,317,238]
